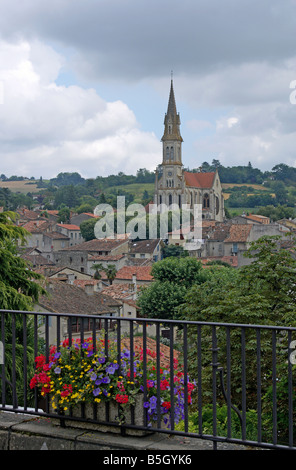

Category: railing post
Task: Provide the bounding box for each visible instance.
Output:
[211,325,220,450]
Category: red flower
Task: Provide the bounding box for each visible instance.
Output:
[30,376,38,389]
[160,379,169,390]
[35,355,46,371]
[115,394,129,404]
[61,384,73,397]
[162,401,171,411]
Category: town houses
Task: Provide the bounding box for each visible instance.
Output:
[10,79,296,328]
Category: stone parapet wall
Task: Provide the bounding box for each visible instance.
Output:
[0,411,253,451]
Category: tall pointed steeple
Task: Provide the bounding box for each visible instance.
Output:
[162,78,183,142]
[161,77,183,165]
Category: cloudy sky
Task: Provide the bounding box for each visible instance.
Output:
[0,0,296,179]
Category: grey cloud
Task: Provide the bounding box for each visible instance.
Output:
[1,0,296,82]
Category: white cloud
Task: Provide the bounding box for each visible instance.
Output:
[0,39,160,178]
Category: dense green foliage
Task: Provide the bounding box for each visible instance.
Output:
[0,211,46,406]
[137,257,208,319]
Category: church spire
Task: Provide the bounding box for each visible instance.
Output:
[162,77,183,142]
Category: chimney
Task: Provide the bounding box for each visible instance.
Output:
[95,280,103,292]
[67,273,75,285]
[132,273,137,300]
[85,283,94,295]
[132,273,137,286]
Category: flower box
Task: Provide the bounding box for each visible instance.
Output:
[50,394,149,436]
[30,335,195,436]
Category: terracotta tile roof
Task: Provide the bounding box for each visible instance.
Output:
[38,278,121,315]
[115,266,153,282]
[61,237,129,252]
[129,239,160,254]
[46,210,59,215]
[17,208,39,220]
[184,171,215,189]
[57,224,81,230]
[103,283,136,300]
[224,224,253,243]
[22,219,51,233]
[43,231,70,239]
[201,256,238,267]
[207,224,231,241]
[73,279,101,288]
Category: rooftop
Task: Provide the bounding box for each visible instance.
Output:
[184,171,216,189]
[224,224,253,243]
[115,266,153,282]
[37,278,121,315]
[61,237,129,252]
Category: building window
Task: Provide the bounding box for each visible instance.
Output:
[216,196,220,215]
[169,194,172,206]
[170,147,174,159]
[203,194,210,209]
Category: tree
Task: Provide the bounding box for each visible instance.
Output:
[80,218,97,241]
[90,263,104,280]
[0,211,45,310]
[137,257,208,320]
[0,211,46,405]
[104,265,117,285]
[162,244,189,258]
[57,205,71,223]
[180,235,296,419]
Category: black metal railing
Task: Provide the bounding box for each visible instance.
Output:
[1,309,296,450]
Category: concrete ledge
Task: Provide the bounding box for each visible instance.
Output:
[0,411,258,451]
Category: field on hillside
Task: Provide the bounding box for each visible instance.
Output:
[106,182,154,202]
[0,180,42,193]
[221,183,270,191]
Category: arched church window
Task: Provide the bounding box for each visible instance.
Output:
[159,195,162,205]
[203,194,210,209]
[216,196,220,215]
[166,147,169,159]
[169,194,172,206]
[170,147,174,159]
[178,194,182,209]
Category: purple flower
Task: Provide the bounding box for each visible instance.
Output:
[98,357,105,364]
[54,352,61,360]
[93,387,101,396]
[106,363,119,374]
[54,367,61,374]
[90,372,97,381]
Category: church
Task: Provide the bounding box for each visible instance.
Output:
[154,79,224,222]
